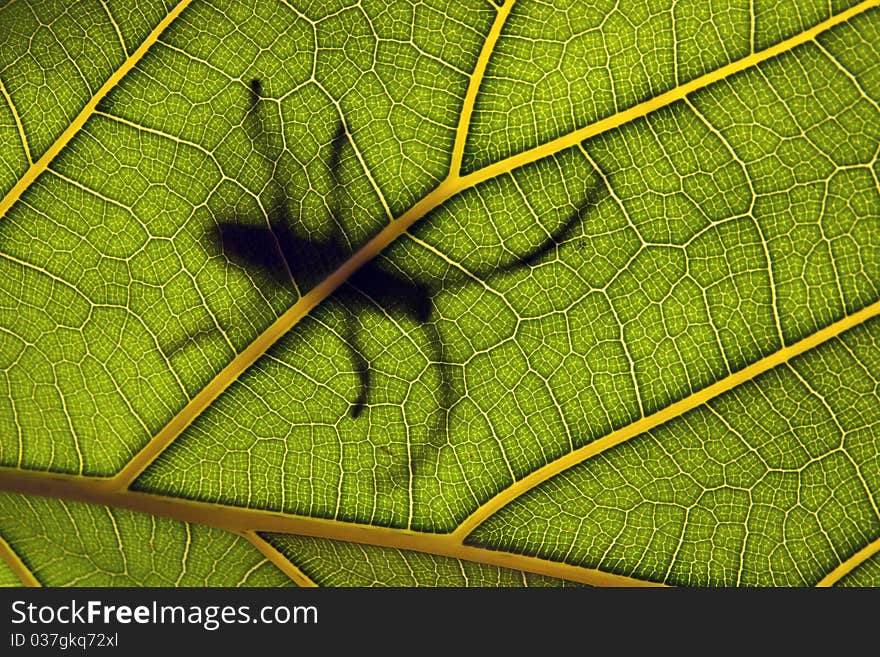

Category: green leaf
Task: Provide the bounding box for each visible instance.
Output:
[468,318,880,586]
[0,493,294,586]
[264,534,577,587]
[0,556,23,587]
[836,552,880,586]
[0,0,877,587]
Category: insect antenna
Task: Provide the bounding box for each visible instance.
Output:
[494,184,600,274]
[324,120,350,256]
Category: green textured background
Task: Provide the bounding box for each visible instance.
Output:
[0,0,878,587]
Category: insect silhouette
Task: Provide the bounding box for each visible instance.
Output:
[213,78,596,426]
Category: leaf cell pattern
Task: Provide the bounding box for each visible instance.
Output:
[0,0,878,587]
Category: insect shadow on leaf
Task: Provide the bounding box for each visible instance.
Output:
[211,78,600,447]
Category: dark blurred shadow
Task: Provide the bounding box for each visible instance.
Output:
[201,77,603,458]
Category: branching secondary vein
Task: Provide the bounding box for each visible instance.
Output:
[109,0,878,492]
[0,0,193,221]
[0,533,40,587]
[0,468,660,586]
[0,0,877,588]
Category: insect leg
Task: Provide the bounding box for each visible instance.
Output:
[343,309,371,418]
[421,319,453,456]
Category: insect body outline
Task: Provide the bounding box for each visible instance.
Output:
[215,78,596,431]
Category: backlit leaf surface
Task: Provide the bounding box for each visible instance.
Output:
[0,0,877,587]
